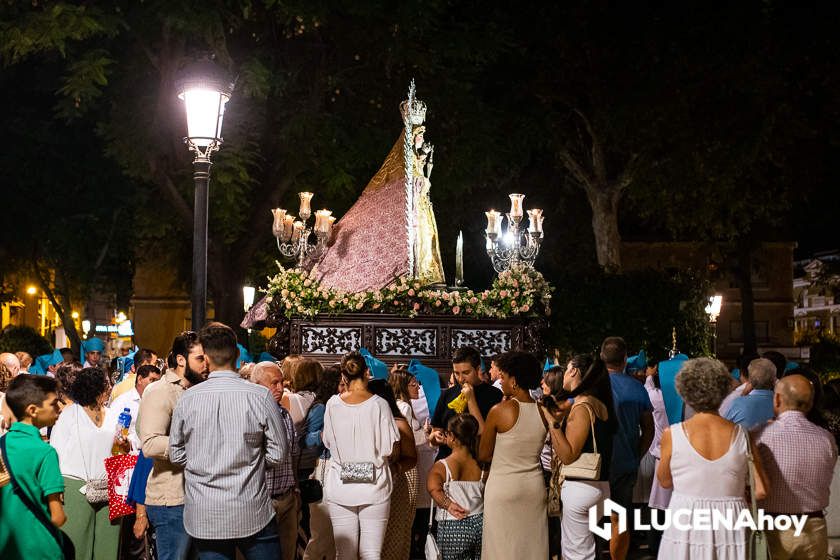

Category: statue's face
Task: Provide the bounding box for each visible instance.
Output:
[414,132,424,150]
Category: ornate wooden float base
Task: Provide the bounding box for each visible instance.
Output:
[267,313,547,371]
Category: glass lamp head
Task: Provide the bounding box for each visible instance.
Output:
[176,60,234,147]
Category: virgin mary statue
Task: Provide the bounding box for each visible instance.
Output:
[313,83,445,292]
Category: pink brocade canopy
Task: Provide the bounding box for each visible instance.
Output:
[313,175,409,292]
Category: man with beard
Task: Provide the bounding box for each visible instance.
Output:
[137,331,208,560]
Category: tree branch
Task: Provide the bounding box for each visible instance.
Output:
[557,148,592,188]
[573,109,607,183]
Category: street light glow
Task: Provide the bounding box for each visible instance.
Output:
[705,294,723,322]
[71,311,80,319]
[243,286,256,312]
[26,286,37,295]
[179,89,229,147]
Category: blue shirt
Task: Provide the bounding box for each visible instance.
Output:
[724,389,775,430]
[610,372,653,476]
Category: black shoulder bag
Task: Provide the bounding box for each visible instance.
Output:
[0,435,75,560]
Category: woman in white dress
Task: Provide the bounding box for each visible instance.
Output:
[50,366,122,559]
[323,352,400,560]
[657,358,769,560]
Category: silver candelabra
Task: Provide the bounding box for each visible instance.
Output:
[272,192,334,268]
[484,193,544,273]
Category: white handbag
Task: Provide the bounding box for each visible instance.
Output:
[425,502,442,560]
[559,402,602,480]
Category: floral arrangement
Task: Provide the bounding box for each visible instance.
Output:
[264,262,552,319]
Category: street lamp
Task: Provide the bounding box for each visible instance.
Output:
[705,294,723,356]
[176,59,234,330]
[243,286,256,313]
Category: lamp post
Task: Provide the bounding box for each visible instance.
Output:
[705,294,723,356]
[176,60,234,330]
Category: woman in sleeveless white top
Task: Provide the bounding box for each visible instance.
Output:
[478,354,548,560]
[657,422,749,559]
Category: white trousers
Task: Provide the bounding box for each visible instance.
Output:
[560,480,609,560]
[327,501,391,560]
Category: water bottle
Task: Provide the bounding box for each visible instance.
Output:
[111,407,132,455]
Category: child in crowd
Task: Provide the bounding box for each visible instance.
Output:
[0,375,68,559]
[427,413,485,560]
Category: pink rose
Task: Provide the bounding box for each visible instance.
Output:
[434,300,442,307]
[285,302,292,309]
[513,280,519,288]
[356,302,364,310]
[466,307,473,314]
[281,289,289,298]
[520,304,530,312]
[343,298,349,304]
[393,300,400,306]
[442,292,449,300]
[408,289,415,296]
[499,290,508,298]
[304,279,312,287]
[470,297,478,304]
[452,306,461,315]
[373,303,380,309]
[511,301,518,308]
[413,302,421,311]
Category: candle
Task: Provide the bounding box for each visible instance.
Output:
[527,209,543,233]
[485,210,501,235]
[282,215,295,241]
[315,210,333,233]
[455,231,464,286]
[509,193,525,219]
[291,221,304,243]
[271,208,287,239]
[298,192,314,220]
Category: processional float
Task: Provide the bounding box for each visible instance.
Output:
[243,82,550,370]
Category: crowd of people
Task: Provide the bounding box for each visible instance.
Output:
[0,327,839,560]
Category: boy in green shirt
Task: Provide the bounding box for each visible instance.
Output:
[0,375,67,559]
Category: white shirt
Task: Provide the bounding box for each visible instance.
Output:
[398,399,425,446]
[110,388,142,452]
[50,403,119,480]
[322,394,400,506]
[411,386,430,426]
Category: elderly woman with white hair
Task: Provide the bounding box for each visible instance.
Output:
[657,357,769,560]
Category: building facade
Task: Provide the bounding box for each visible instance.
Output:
[622,241,797,363]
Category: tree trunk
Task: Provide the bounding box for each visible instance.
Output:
[587,188,623,272]
[735,240,758,356]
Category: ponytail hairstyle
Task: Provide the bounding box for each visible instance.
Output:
[340,351,368,382]
[447,413,480,460]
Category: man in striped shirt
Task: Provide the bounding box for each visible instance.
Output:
[170,322,289,559]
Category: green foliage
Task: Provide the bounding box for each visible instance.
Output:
[546,269,711,360]
[0,326,53,358]
[797,331,840,379]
